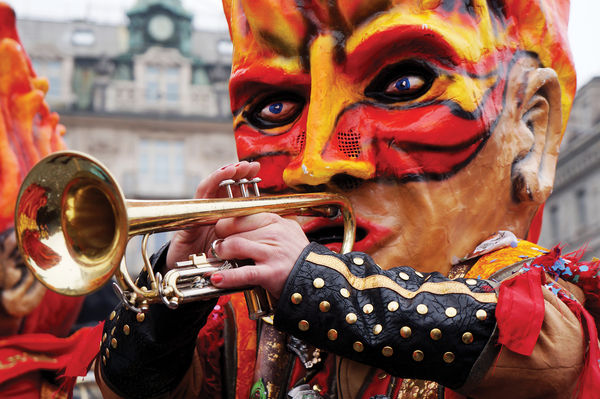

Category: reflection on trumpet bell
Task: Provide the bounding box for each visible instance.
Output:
[14,151,355,319]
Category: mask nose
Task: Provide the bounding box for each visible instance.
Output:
[282,35,375,189]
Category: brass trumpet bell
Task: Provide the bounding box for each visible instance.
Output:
[15,151,128,296]
[14,151,356,315]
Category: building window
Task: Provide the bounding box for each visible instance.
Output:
[193,67,210,85]
[165,67,180,103]
[144,65,181,105]
[32,59,62,99]
[137,138,185,197]
[145,66,160,102]
[71,29,96,46]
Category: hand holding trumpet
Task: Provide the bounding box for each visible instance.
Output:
[166,161,309,300]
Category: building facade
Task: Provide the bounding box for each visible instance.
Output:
[17,0,238,201]
[17,0,239,265]
[538,78,600,259]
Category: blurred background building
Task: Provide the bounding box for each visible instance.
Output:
[16,0,238,267]
[538,77,600,260]
[17,0,236,200]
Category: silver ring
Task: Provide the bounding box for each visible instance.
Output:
[211,239,224,260]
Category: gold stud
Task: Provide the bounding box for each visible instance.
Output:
[443,352,456,363]
[291,293,303,304]
[312,384,322,393]
[387,301,399,312]
[353,341,364,352]
[415,271,424,278]
[102,356,106,366]
[313,278,325,288]
[353,257,364,265]
[373,324,383,335]
[111,338,117,349]
[417,304,428,315]
[109,311,116,321]
[123,325,130,335]
[327,329,338,341]
[466,279,477,286]
[102,333,107,343]
[136,313,145,322]
[362,304,374,314]
[105,348,110,357]
[476,309,488,321]
[378,372,388,380]
[381,346,394,357]
[110,327,116,336]
[412,350,424,362]
[319,301,331,312]
[462,332,474,344]
[340,288,350,298]
[430,328,442,341]
[399,272,410,281]
[298,320,310,331]
[400,326,412,338]
[445,307,457,318]
[346,313,357,324]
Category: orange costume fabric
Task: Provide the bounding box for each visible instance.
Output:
[0,3,102,398]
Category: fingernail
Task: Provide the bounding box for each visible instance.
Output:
[211,273,223,284]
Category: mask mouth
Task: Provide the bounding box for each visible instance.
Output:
[305,224,367,246]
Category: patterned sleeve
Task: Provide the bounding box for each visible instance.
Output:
[274,242,498,390]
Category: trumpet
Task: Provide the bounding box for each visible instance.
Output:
[14,151,355,319]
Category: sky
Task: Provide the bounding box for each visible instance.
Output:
[7,0,600,89]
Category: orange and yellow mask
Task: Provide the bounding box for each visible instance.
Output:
[222,0,575,270]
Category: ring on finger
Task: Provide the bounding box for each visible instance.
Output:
[211,239,224,260]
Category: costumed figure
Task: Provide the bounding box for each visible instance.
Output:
[96,1,600,398]
[0,4,102,397]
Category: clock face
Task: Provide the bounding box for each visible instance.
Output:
[148,14,174,42]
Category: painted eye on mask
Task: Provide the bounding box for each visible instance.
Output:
[246,93,304,129]
[365,61,435,103]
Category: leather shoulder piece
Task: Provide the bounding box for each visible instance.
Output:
[274,243,497,390]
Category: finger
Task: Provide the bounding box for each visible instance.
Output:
[211,264,270,289]
[212,235,272,262]
[194,161,260,199]
[215,213,282,237]
[230,160,260,181]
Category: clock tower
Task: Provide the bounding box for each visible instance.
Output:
[126,0,193,56]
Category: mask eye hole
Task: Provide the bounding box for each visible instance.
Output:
[246,93,304,130]
[365,61,436,103]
